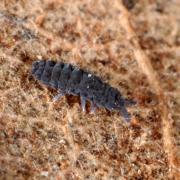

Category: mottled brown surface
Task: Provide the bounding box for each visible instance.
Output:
[0,0,179,179]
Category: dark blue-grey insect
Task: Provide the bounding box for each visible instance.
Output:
[31,60,135,122]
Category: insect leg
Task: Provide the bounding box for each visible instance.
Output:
[119,106,131,122]
[124,99,136,106]
[53,91,65,102]
[90,101,96,114]
[80,96,86,112]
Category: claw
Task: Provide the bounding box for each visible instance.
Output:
[80,96,86,112]
[53,91,64,102]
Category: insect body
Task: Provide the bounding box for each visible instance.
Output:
[31,60,135,122]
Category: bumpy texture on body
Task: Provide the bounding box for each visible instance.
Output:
[32,60,134,122]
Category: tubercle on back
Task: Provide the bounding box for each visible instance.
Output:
[31,60,135,123]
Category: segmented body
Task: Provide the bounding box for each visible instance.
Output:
[31,60,133,122]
